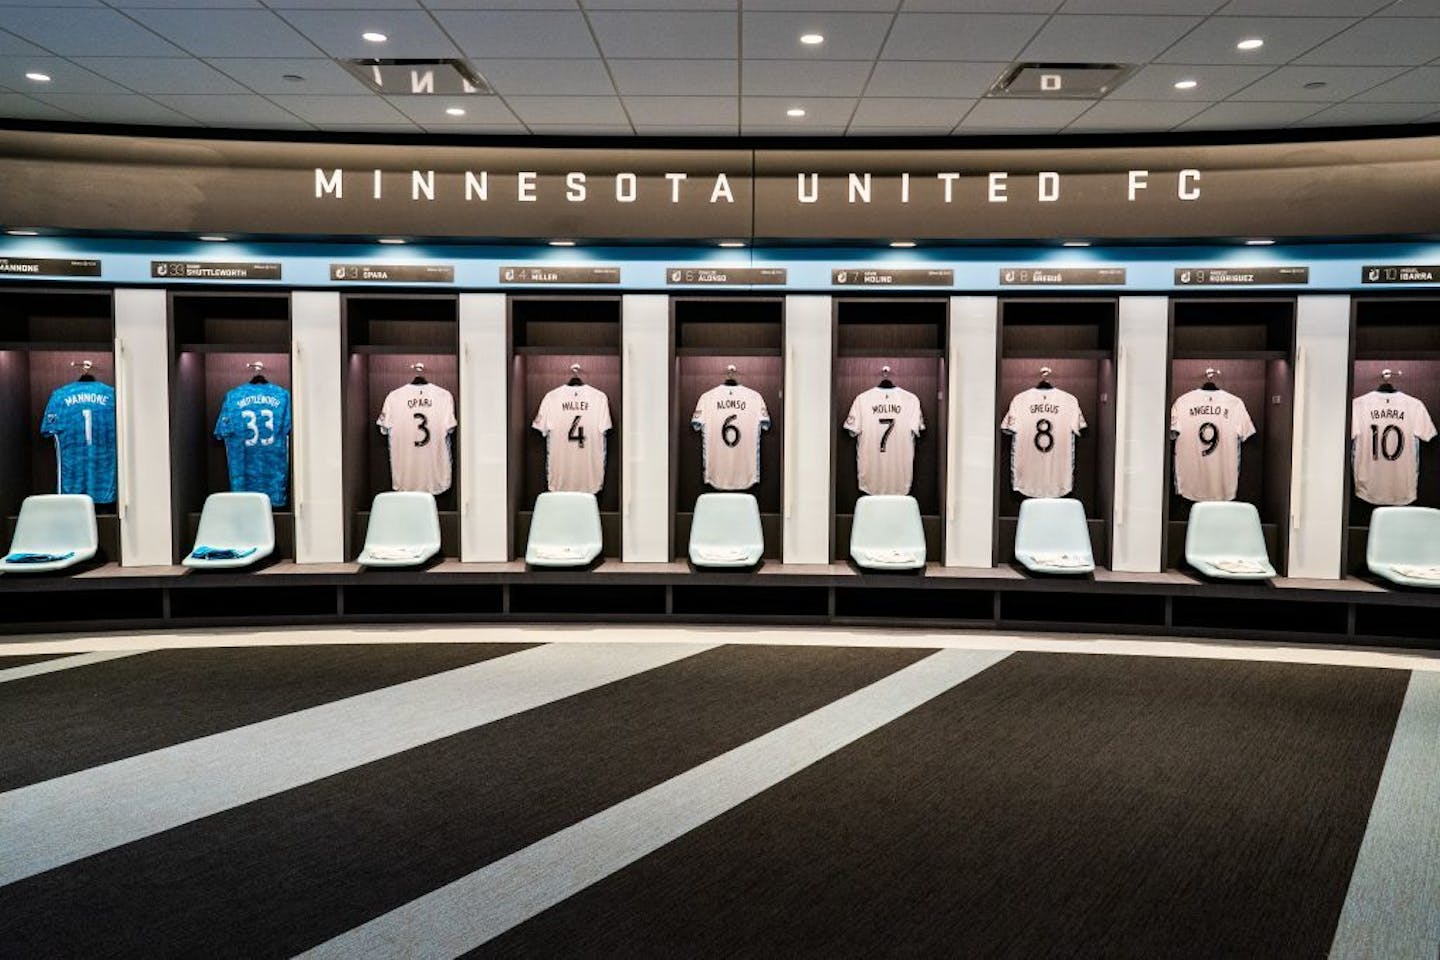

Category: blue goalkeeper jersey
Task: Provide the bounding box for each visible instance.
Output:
[215,381,292,507]
[41,380,117,504]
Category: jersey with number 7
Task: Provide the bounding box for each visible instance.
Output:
[1170,387,1255,502]
[533,383,612,494]
[845,385,924,495]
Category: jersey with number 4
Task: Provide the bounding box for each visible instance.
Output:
[1170,387,1255,502]
[845,386,924,496]
[1001,387,1085,498]
[534,384,611,494]
[692,383,770,490]
[1351,390,1436,506]
[378,383,457,495]
[216,381,292,506]
[41,380,117,504]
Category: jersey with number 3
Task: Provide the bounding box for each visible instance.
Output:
[378,383,457,495]
[1170,388,1255,502]
[1002,387,1085,498]
[845,386,924,495]
[692,384,770,490]
[41,380,117,504]
[1351,390,1436,506]
[215,381,292,506]
[534,384,611,494]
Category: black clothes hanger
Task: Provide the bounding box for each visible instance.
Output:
[72,360,96,382]
[247,361,268,385]
[410,362,428,385]
[1036,366,1053,390]
[878,364,895,389]
[1377,369,1398,393]
[1201,367,1219,391]
[724,364,739,386]
[567,363,584,386]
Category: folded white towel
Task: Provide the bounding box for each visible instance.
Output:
[1392,564,1440,581]
[860,548,922,565]
[695,546,752,563]
[534,545,587,561]
[365,545,423,561]
[1027,552,1091,568]
[1212,558,1269,575]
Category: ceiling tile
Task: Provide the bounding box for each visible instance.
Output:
[1177,100,1325,129]
[1352,66,1440,101]
[1110,64,1274,100]
[1065,98,1210,130]
[1060,0,1223,12]
[588,12,737,58]
[507,95,631,125]
[0,8,181,56]
[1296,19,1440,66]
[125,9,321,58]
[1218,0,1388,14]
[149,94,309,127]
[106,0,264,6]
[608,59,737,96]
[0,29,48,56]
[207,58,369,95]
[1,58,131,95]
[749,0,898,9]
[633,124,739,134]
[1376,0,1440,14]
[419,121,528,134]
[312,123,421,133]
[1022,15,1202,61]
[1156,17,1355,65]
[623,95,737,125]
[883,13,1047,60]
[265,94,412,124]
[1295,101,1440,126]
[901,0,1059,11]
[741,95,856,125]
[275,10,460,58]
[846,125,954,135]
[271,0,421,6]
[956,98,1090,131]
[433,11,599,59]
[384,94,522,125]
[31,93,192,125]
[0,92,81,121]
[1229,64,1407,100]
[74,57,250,95]
[424,0,576,8]
[524,123,634,133]
[475,59,614,97]
[745,122,848,133]
[742,12,892,59]
[743,60,873,96]
[850,96,969,127]
[586,0,734,7]
[864,60,1005,97]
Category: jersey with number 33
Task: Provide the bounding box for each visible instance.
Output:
[1170,387,1255,502]
[692,383,770,490]
[216,381,292,506]
[1002,387,1086,499]
[378,382,457,495]
[534,383,611,494]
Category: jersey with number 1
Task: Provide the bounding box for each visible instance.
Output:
[533,383,611,494]
[215,381,292,506]
[692,383,770,490]
[1001,387,1085,498]
[41,380,117,504]
[378,382,457,495]
[1351,390,1436,506]
[845,385,924,495]
[1170,387,1255,502]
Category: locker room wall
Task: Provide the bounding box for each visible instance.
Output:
[946,296,998,568]
[1288,295,1350,580]
[459,293,508,563]
[1112,296,1168,573]
[291,291,344,564]
[623,294,670,563]
[783,295,832,565]
[114,288,172,568]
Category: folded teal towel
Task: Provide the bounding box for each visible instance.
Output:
[4,551,75,564]
[190,546,257,561]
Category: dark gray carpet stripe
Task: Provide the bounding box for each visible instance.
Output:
[0,652,76,668]
[0,643,533,791]
[477,653,1409,960]
[0,644,930,960]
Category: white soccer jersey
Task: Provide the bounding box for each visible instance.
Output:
[377,383,457,495]
[1170,387,1256,502]
[533,383,612,494]
[1001,387,1086,499]
[844,385,925,496]
[692,383,770,490]
[1351,390,1436,506]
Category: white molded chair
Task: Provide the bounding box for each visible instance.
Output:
[1,494,98,574]
[358,492,442,568]
[1014,497,1095,575]
[183,492,274,569]
[525,492,603,568]
[1366,505,1440,588]
[1184,501,1275,581]
[850,495,927,571]
[689,493,764,567]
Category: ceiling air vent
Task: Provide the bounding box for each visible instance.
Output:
[988,62,1135,100]
[340,59,494,96]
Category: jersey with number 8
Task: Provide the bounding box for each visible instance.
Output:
[1001,386,1086,498]
[533,383,612,494]
[1351,389,1436,505]
[1170,387,1255,502]
[692,383,770,490]
[378,382,457,495]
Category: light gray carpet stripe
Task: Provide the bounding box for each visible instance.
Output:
[1330,670,1440,960]
[296,646,1011,960]
[0,642,712,888]
[0,650,146,683]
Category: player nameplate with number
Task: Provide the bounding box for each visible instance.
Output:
[1361,265,1440,284]
[1000,267,1126,285]
[0,257,101,278]
[331,264,454,283]
[832,269,953,286]
[666,267,787,285]
[500,266,620,284]
[1175,267,1307,285]
[151,261,282,280]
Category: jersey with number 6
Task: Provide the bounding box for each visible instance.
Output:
[1351,390,1436,506]
[1170,387,1255,502]
[533,383,611,494]
[845,385,924,496]
[216,381,293,506]
[692,383,770,490]
[41,380,117,504]
[378,382,457,495]
[1001,387,1085,498]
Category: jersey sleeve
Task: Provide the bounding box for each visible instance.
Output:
[1236,400,1257,441]
[214,393,235,440]
[913,402,925,437]
[531,394,551,435]
[278,389,293,438]
[1169,398,1181,437]
[376,391,394,434]
[1072,400,1087,436]
[843,395,862,436]
[690,392,705,432]
[40,389,64,437]
[1350,397,1363,440]
[757,395,771,431]
[443,392,458,433]
[1000,396,1019,433]
[1415,399,1438,443]
[599,391,613,433]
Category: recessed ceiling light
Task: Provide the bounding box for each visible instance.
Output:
[1236,38,1264,50]
[362,31,388,43]
[282,74,305,83]
[718,240,746,248]
[24,72,50,83]
[1062,240,1091,247]
[445,106,466,117]
[378,237,406,245]
[198,235,228,242]
[549,239,576,247]
[1173,79,1198,90]
[800,33,824,45]
[889,240,916,248]
[6,229,38,236]
[1303,80,1327,89]
[1245,238,1275,245]
[786,107,806,118]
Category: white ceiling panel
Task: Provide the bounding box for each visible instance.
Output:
[586,0,733,7]
[275,10,460,59]
[882,14,1046,61]
[383,95,522,126]
[1229,64,1407,101]
[106,0,265,6]
[32,93,192,125]
[1217,0,1389,15]
[750,0,899,10]
[1022,15,1203,62]
[901,0,1059,12]
[1377,0,1440,14]
[956,98,1091,132]
[1295,101,1439,126]
[1353,66,1440,101]
[475,59,615,97]
[0,29,49,56]
[0,92,78,120]
[1060,0,1224,13]
[125,9,321,58]
[266,94,412,124]
[742,95,855,125]
[423,0,576,8]
[1296,19,1440,67]
[743,59,873,97]
[608,58,738,96]
[850,96,969,128]
[633,124,739,134]
[271,0,422,7]
[206,58,369,95]
[1155,17,1355,65]
[507,95,631,125]
[742,12,892,60]
[1110,64,1273,100]
[0,8,180,57]
[313,122,421,133]
[2,58,132,95]
[151,94,309,127]
[1177,100,1324,128]
[1066,98,1210,131]
[863,61,1004,98]
[432,11,599,59]
[75,57,250,95]
[588,12,737,59]
[525,123,634,134]
[623,95,738,125]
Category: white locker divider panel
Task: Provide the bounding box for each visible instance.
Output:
[459,294,508,562]
[1288,295,1351,580]
[291,291,345,564]
[946,296,998,568]
[113,288,173,567]
[622,294,670,563]
[783,295,832,565]
[1111,296,1168,573]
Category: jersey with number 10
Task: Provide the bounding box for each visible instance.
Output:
[1001,387,1085,498]
[378,383,457,495]
[692,383,770,490]
[216,381,293,506]
[41,380,117,504]
[533,383,611,494]
[1170,387,1255,502]
[845,385,924,495]
[1351,390,1436,506]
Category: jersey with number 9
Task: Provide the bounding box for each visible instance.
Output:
[533,383,612,494]
[1170,387,1255,502]
[216,381,293,506]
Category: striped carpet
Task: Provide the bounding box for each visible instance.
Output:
[0,635,1436,959]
